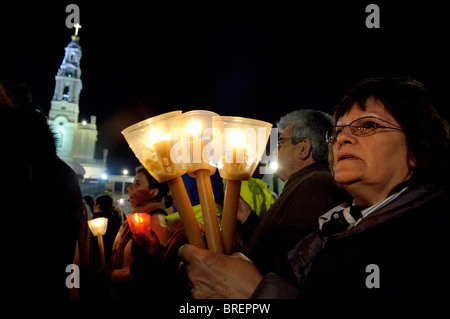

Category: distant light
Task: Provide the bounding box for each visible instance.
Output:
[122,169,129,175]
[269,161,278,172]
[82,120,87,125]
[101,173,108,180]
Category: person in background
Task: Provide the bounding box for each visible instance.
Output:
[130,171,221,298]
[92,194,120,265]
[83,195,95,219]
[105,166,170,298]
[236,109,350,280]
[237,163,277,222]
[179,77,449,299]
[233,166,276,251]
[1,80,82,298]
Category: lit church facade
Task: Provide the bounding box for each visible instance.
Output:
[47,27,108,182]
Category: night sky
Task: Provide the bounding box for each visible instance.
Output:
[1,1,448,175]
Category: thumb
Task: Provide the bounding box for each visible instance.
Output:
[178,244,201,263]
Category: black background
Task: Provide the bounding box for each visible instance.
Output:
[1,1,448,174]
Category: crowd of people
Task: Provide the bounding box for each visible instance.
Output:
[1,76,448,299]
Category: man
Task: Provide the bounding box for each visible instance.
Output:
[236,109,349,281]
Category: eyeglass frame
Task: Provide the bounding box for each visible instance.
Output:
[326,116,405,144]
[277,135,303,149]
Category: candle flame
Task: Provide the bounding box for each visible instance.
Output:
[147,127,165,146]
[187,120,202,137]
[134,213,145,224]
[228,129,245,148]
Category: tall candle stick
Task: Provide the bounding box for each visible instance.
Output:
[213,116,272,255]
[183,111,223,253]
[195,169,223,253]
[221,179,242,254]
[118,198,125,223]
[87,217,108,266]
[154,137,206,248]
[167,176,206,249]
[97,235,106,266]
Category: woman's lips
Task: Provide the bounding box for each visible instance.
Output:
[337,153,360,161]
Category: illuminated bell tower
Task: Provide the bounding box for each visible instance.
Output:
[48,24,83,161]
[48,25,107,180]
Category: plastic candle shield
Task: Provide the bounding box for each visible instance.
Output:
[182,110,218,177]
[122,111,206,249]
[212,116,272,181]
[121,111,272,254]
[121,111,186,183]
[88,217,108,266]
[127,213,151,234]
[213,116,272,254]
[182,110,223,253]
[87,217,108,236]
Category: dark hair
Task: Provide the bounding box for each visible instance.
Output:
[331,77,449,188]
[95,194,114,212]
[135,166,169,201]
[83,195,95,212]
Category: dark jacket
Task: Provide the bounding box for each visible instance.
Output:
[240,163,350,277]
[92,210,121,265]
[130,227,201,298]
[252,183,449,299]
[2,90,82,298]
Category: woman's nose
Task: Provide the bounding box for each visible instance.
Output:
[336,126,356,145]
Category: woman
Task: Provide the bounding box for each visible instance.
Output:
[107,166,170,298]
[178,77,449,299]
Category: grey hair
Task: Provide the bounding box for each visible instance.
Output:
[276,109,334,163]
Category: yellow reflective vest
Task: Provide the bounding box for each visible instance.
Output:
[239,178,275,217]
[164,202,223,226]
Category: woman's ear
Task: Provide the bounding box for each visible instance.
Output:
[150,188,160,199]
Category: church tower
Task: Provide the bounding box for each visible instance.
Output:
[48,25,107,181]
[48,26,82,160]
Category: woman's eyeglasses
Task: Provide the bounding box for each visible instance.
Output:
[326,116,404,144]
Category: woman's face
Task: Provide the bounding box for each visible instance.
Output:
[127,172,158,207]
[332,97,417,205]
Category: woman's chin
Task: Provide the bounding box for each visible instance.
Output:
[334,171,360,186]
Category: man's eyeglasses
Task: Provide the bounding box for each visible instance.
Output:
[326,116,404,144]
[277,137,290,149]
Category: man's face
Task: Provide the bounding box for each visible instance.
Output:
[275,124,298,182]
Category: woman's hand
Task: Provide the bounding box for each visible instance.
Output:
[178,244,263,299]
